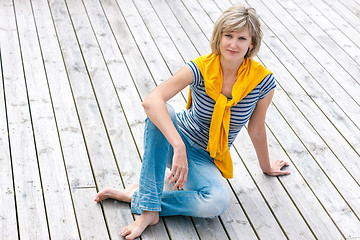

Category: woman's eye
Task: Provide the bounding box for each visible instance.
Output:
[225,34,231,38]
[239,37,246,40]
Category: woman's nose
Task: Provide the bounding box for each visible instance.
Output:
[229,39,237,47]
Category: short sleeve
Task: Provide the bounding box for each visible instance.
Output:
[186,61,203,88]
[259,74,276,100]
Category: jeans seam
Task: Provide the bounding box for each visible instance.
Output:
[187,157,214,192]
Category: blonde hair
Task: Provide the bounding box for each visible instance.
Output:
[210,3,262,59]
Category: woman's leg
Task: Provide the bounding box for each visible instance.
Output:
[121,104,177,239]
[157,132,230,218]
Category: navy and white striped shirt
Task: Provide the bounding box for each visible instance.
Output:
[176,61,276,152]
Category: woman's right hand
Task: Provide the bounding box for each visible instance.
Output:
[168,144,188,190]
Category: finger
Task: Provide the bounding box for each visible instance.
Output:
[179,171,188,189]
[173,172,183,189]
[167,168,175,181]
[169,172,179,185]
[276,170,291,176]
[280,161,289,168]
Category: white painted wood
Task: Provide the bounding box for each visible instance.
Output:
[0,1,49,239]
[30,0,110,238]
[0,34,18,240]
[13,0,80,238]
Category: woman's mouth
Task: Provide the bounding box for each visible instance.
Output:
[227,49,238,54]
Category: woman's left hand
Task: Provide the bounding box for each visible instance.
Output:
[264,160,291,176]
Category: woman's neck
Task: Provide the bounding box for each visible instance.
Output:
[220,56,244,79]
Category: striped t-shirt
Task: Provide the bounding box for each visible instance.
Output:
[176,61,276,152]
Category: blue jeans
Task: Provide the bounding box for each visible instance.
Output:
[131,105,230,217]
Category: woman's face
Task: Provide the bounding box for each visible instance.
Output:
[219,27,253,64]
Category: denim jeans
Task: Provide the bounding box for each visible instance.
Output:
[131,104,230,217]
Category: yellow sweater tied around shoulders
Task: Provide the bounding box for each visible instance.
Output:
[186,53,272,179]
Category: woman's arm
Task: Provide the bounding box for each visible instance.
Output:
[142,65,194,189]
[247,89,290,176]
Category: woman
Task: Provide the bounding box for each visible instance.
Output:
[95,3,290,240]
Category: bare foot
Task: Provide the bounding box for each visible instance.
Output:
[94,184,139,203]
[120,211,159,240]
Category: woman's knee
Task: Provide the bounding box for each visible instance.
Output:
[198,184,230,218]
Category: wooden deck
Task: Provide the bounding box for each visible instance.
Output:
[0,0,359,239]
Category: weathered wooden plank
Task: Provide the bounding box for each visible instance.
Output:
[292,0,360,66]
[31,0,95,189]
[66,0,171,239]
[48,0,133,238]
[115,0,184,112]
[13,0,80,238]
[192,217,229,240]
[245,0,360,180]
[255,49,346,239]
[0,42,18,240]
[232,144,315,239]
[332,0,360,20]
[181,0,214,40]
[220,183,258,240]
[133,0,185,74]
[250,0,360,132]
[304,0,360,50]
[131,0,191,104]
[321,0,360,32]
[30,0,110,238]
[264,98,360,238]
[228,150,287,240]
[146,0,200,62]
[0,1,49,239]
[71,187,109,239]
[279,0,360,88]
[258,0,360,154]
[165,0,211,55]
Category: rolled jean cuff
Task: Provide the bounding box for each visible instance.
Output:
[131,190,161,214]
